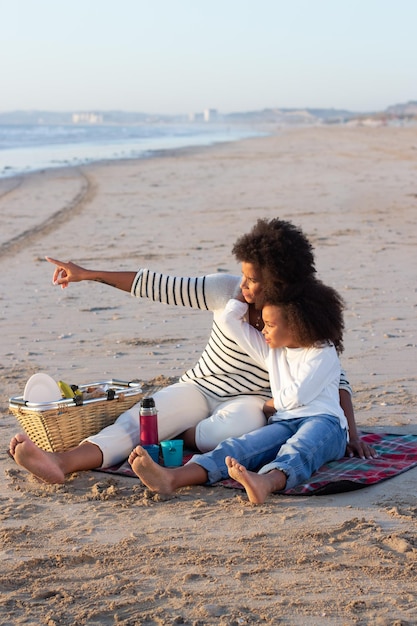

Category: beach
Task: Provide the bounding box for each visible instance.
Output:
[1,125,417,624]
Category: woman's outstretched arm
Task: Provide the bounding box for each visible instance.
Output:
[46,256,137,293]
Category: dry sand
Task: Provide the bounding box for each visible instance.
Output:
[1,125,417,625]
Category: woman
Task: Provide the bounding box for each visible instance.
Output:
[9,218,374,484]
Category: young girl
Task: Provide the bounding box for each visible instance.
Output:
[128,279,348,504]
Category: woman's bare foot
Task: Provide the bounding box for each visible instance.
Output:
[9,433,66,484]
[226,456,287,504]
[128,446,177,494]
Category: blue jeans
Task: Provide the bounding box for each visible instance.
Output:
[190,414,347,491]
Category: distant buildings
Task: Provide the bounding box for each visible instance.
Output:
[72,112,103,124]
[203,108,218,122]
[188,112,204,123]
[189,108,219,123]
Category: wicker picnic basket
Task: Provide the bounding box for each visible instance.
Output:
[9,379,144,453]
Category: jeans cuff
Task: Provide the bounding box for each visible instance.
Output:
[258,463,290,490]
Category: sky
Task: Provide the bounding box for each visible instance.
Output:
[1,0,416,115]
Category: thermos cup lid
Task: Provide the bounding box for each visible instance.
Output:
[141,397,155,408]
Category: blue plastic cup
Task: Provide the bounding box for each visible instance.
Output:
[142,444,160,464]
[160,440,183,467]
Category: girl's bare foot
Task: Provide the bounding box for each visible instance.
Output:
[128,446,177,494]
[226,456,286,504]
[9,433,66,484]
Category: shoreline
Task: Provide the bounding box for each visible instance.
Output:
[1,124,417,625]
[0,131,271,259]
[0,123,268,181]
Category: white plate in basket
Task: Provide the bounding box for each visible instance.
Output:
[23,373,62,403]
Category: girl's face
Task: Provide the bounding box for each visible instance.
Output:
[261,304,298,349]
[240,262,264,305]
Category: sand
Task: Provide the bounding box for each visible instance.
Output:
[1,125,417,625]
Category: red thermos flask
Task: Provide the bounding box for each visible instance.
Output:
[139,397,159,446]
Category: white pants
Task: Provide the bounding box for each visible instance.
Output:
[86,382,268,467]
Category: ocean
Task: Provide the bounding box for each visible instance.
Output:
[0,123,263,179]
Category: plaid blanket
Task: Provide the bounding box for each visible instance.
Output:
[99,432,417,496]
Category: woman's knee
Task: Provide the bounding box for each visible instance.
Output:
[154,383,209,440]
[195,398,267,452]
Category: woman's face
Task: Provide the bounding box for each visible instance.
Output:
[240,262,264,305]
[261,304,297,349]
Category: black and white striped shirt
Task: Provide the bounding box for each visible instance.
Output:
[131,270,352,400]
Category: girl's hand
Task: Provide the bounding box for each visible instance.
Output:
[346,437,377,459]
[234,290,247,303]
[262,398,276,419]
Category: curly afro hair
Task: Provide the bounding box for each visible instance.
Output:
[265,279,345,354]
[232,218,316,289]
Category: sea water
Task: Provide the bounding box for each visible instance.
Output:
[0,123,263,178]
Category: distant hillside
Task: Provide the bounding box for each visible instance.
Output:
[0,110,185,125]
[0,110,73,125]
[223,107,361,124]
[0,107,362,126]
[0,101,415,126]
[384,101,417,117]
